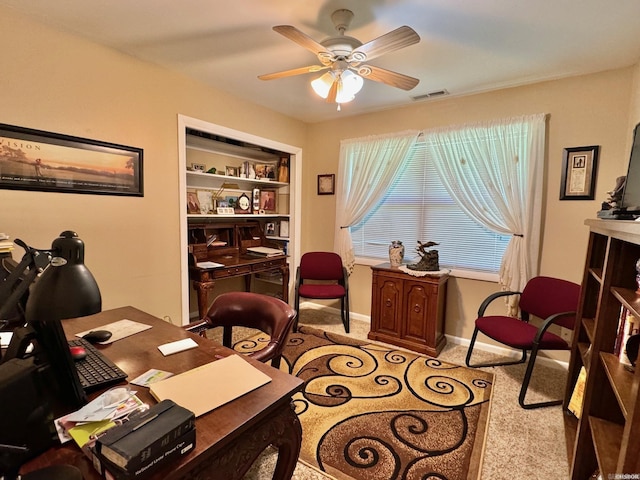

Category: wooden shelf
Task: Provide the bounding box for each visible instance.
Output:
[583,317,596,343]
[611,287,640,319]
[567,219,640,479]
[589,416,623,477]
[600,352,635,419]
[589,267,604,284]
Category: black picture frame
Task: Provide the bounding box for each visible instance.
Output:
[560,145,599,200]
[0,123,143,196]
[317,174,335,195]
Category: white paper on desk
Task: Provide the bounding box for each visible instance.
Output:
[75,319,152,344]
[196,261,225,268]
[158,338,199,356]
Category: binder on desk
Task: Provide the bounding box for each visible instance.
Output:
[149,355,271,417]
[246,246,284,257]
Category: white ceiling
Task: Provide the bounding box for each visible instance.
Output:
[3,0,640,123]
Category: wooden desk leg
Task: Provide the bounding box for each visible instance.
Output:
[193,280,216,319]
[270,403,302,480]
[279,264,290,303]
[189,401,302,480]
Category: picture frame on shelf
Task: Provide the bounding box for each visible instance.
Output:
[196,190,214,214]
[318,174,335,195]
[235,193,252,214]
[265,222,277,236]
[225,166,238,177]
[260,189,277,212]
[216,206,234,215]
[278,157,289,183]
[252,188,261,213]
[279,220,289,238]
[187,192,200,214]
[191,163,206,172]
[0,122,144,196]
[560,145,599,200]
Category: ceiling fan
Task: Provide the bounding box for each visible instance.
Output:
[258,9,420,107]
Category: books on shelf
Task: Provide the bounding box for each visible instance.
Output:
[615,307,639,366]
[568,366,587,419]
[246,246,284,257]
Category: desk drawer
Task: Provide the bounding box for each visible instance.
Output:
[211,265,252,278]
[252,259,285,272]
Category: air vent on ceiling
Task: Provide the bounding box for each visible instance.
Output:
[411,89,449,101]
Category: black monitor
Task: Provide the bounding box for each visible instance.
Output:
[620,122,640,216]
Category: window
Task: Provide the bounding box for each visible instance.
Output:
[351,141,510,276]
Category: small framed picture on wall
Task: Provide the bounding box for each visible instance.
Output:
[317,174,335,195]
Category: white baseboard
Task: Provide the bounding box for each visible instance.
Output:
[300,301,568,370]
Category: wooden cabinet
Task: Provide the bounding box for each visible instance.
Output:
[565,219,640,478]
[369,263,448,357]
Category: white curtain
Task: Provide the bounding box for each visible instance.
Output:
[424,114,546,310]
[334,130,420,273]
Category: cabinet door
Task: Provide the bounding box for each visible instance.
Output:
[402,281,438,347]
[372,274,404,337]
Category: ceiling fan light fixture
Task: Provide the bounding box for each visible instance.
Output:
[337,70,363,103]
[311,71,335,99]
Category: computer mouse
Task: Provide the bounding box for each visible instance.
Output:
[69,345,87,361]
[82,329,112,343]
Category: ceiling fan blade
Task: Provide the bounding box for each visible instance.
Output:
[258,65,328,81]
[273,25,331,58]
[326,79,339,104]
[358,65,420,90]
[352,26,420,62]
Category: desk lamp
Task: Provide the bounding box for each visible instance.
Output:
[0,231,100,480]
[25,230,101,323]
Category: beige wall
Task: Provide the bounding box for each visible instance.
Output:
[0,7,307,325]
[305,68,634,343]
[2,6,639,349]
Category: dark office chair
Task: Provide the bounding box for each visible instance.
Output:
[293,251,350,333]
[465,275,580,409]
[185,292,296,369]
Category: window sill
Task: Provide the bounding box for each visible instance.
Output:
[354,257,499,282]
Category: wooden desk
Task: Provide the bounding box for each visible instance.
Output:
[190,254,289,319]
[21,306,304,480]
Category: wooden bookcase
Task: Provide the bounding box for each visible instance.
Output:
[564,219,640,478]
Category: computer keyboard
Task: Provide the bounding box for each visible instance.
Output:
[68,338,128,391]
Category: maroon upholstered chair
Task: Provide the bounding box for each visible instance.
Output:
[465,276,580,409]
[293,252,350,333]
[185,291,297,369]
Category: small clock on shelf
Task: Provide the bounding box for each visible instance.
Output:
[235,193,251,214]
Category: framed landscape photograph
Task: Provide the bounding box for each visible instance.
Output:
[560,145,599,200]
[0,123,143,196]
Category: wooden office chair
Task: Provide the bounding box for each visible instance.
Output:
[185,291,296,369]
[293,251,350,333]
[465,275,580,409]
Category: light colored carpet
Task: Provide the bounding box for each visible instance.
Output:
[215,307,569,480]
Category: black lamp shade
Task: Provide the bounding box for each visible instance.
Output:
[25,231,101,323]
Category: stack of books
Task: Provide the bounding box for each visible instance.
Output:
[92,400,196,479]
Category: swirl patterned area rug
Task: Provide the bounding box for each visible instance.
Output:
[235,325,494,480]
